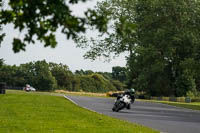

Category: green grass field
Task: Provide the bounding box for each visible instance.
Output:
[0,90,159,133]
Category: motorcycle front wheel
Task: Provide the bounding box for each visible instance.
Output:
[112,101,125,112]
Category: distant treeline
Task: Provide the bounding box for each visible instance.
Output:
[0,59,127,92]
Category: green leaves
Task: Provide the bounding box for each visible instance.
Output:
[76,0,138,60]
[0,10,15,24]
[12,38,26,52]
[0,0,109,52]
[116,16,137,37]
[0,33,5,44]
[77,0,200,96]
[69,0,87,4]
[85,9,109,33]
[43,34,57,48]
[128,0,200,96]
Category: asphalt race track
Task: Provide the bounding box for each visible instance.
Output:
[65,95,200,133]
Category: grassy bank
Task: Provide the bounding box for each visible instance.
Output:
[0,90,159,133]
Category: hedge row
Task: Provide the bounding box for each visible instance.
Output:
[149,96,191,103]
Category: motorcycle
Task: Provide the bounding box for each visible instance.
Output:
[112,94,132,112]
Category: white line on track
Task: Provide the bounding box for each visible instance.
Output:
[63,95,102,114]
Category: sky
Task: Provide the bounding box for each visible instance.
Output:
[0,0,127,72]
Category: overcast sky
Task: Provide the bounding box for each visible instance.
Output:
[0,0,127,72]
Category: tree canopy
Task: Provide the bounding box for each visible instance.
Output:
[0,0,109,52]
[77,0,200,96]
[0,59,125,92]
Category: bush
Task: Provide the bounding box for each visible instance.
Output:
[186,91,196,98]
[111,80,125,91]
[191,98,200,102]
[162,97,169,101]
[176,97,186,102]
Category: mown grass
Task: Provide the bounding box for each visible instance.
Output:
[138,99,200,111]
[0,90,159,133]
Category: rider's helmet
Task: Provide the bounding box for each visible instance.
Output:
[129,88,135,95]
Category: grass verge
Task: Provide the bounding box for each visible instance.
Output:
[0,90,159,133]
[137,99,200,111]
[55,90,108,97]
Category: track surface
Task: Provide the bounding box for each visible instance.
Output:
[65,95,200,133]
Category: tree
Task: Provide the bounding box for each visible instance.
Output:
[97,72,112,80]
[0,1,5,44]
[0,58,4,67]
[33,60,57,91]
[75,69,94,75]
[111,80,124,91]
[112,66,127,83]
[76,0,136,60]
[20,61,57,91]
[77,0,200,96]
[130,0,200,96]
[0,59,123,92]
[49,62,74,90]
[78,73,116,92]
[19,62,36,86]
[71,76,80,91]
[75,69,85,75]
[0,0,109,52]
[0,64,26,87]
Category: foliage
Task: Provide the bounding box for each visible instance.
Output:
[78,73,117,92]
[0,58,4,67]
[112,66,127,83]
[111,80,124,91]
[0,0,109,52]
[32,60,57,91]
[76,0,137,60]
[77,0,200,97]
[97,71,112,80]
[49,62,73,90]
[0,64,25,86]
[0,59,126,92]
[75,69,94,75]
[186,91,196,98]
[20,60,57,91]
[0,60,57,91]
[131,0,200,96]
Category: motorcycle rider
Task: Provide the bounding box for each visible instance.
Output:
[113,88,135,112]
[123,88,135,109]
